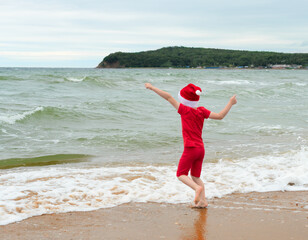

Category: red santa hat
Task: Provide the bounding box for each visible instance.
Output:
[178,83,202,108]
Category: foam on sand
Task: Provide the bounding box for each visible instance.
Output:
[0,146,307,225]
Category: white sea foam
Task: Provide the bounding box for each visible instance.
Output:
[207,80,251,85]
[248,125,299,135]
[294,82,307,86]
[65,77,86,82]
[0,146,307,225]
[0,107,43,124]
[1,128,7,134]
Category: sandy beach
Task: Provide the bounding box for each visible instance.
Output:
[1,191,307,240]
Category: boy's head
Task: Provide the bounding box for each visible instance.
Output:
[178,83,202,108]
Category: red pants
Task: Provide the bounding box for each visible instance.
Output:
[176,146,205,178]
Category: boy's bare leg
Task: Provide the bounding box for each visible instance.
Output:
[178,175,203,204]
[192,176,208,208]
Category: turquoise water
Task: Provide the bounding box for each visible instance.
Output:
[0,68,307,164]
[0,68,307,225]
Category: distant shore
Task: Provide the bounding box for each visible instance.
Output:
[97,46,308,69]
[96,66,308,70]
[1,191,307,240]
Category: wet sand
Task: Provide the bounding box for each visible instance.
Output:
[1,191,307,240]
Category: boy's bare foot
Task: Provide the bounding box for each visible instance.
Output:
[194,186,203,205]
[196,199,208,208]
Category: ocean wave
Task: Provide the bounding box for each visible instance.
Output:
[64,76,87,82]
[0,146,307,225]
[278,82,308,88]
[61,76,121,88]
[0,75,24,81]
[0,106,88,125]
[294,82,307,86]
[207,79,251,85]
[0,107,43,124]
[0,154,91,169]
[246,125,299,136]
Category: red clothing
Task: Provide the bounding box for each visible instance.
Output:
[176,146,205,177]
[178,104,211,148]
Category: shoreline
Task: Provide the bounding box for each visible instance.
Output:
[1,191,307,240]
[95,66,308,70]
[1,66,307,70]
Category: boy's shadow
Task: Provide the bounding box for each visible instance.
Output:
[182,208,208,240]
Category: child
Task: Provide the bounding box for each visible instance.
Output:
[145,83,237,208]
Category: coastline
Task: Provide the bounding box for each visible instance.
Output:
[1,191,307,240]
[95,66,308,70]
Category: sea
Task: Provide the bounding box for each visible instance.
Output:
[0,68,307,225]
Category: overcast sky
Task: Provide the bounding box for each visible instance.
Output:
[1,0,307,67]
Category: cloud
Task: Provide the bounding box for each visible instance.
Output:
[301,41,308,47]
[0,51,107,60]
[0,0,307,67]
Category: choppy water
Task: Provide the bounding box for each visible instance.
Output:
[0,68,307,225]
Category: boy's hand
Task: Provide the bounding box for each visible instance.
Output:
[145,83,153,90]
[230,95,237,105]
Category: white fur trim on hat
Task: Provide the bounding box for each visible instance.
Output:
[196,90,201,95]
[178,91,199,108]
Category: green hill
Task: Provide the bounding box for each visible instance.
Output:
[96,46,308,68]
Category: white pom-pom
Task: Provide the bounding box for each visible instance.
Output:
[195,90,201,95]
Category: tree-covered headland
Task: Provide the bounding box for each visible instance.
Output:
[96,46,308,69]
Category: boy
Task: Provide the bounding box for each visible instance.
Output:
[145,83,237,208]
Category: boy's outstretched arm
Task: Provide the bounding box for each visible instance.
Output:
[209,95,237,120]
[145,83,179,110]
